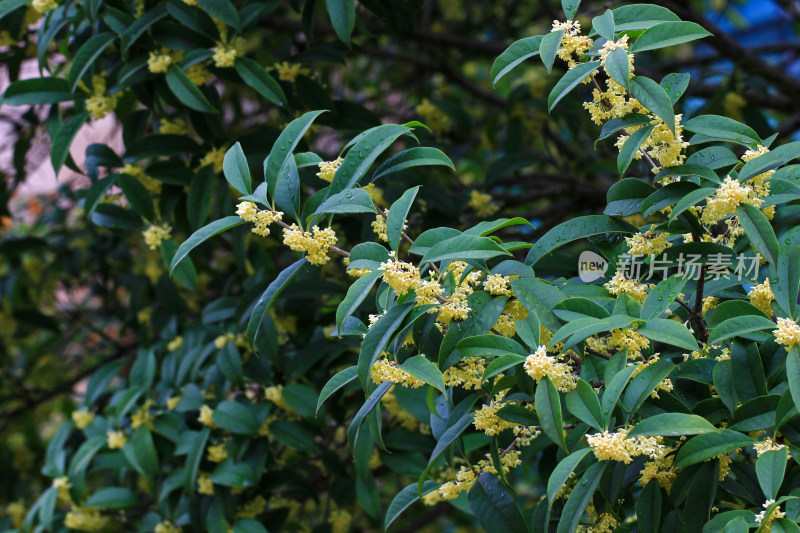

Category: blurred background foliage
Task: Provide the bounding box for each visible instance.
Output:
[1,0,799,531]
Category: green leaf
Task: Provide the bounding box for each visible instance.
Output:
[180,429,210,492]
[313,188,376,216]
[372,147,454,180]
[611,4,680,31]
[630,76,675,134]
[398,356,446,393]
[336,270,381,333]
[656,163,719,185]
[707,315,776,345]
[2,77,73,105]
[232,519,269,533]
[166,64,217,113]
[641,274,687,320]
[553,297,611,321]
[68,32,116,92]
[347,382,392,450]
[418,411,474,495]
[540,30,565,73]
[787,348,800,426]
[557,462,608,533]
[597,113,652,146]
[161,239,197,291]
[683,115,761,148]
[358,303,415,388]
[661,72,691,104]
[121,5,168,52]
[457,335,528,357]
[123,428,158,482]
[739,141,800,181]
[592,9,615,41]
[736,203,779,265]
[483,354,527,382]
[210,461,254,487]
[628,413,716,437]
[630,21,712,52]
[562,0,581,20]
[195,0,240,28]
[420,235,511,265]
[548,61,601,111]
[526,215,637,266]
[605,47,630,89]
[468,473,528,533]
[566,379,604,431]
[188,165,215,228]
[668,187,716,222]
[621,358,674,422]
[235,57,286,106]
[536,376,567,451]
[601,364,638,428]
[673,430,753,468]
[756,447,787,500]
[385,481,440,531]
[550,315,638,352]
[246,258,307,346]
[547,447,594,506]
[618,124,656,176]
[638,318,699,351]
[90,203,142,229]
[491,35,544,86]
[51,113,88,175]
[387,186,419,252]
[326,0,355,44]
[723,518,750,533]
[118,174,155,222]
[212,401,259,435]
[84,488,137,509]
[264,110,327,202]
[317,366,358,414]
[637,479,662,533]
[223,142,252,195]
[170,216,246,273]
[0,0,29,22]
[775,246,800,316]
[496,404,538,425]
[329,124,412,195]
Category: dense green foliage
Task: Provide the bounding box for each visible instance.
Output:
[3,0,800,532]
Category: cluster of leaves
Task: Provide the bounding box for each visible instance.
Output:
[2,0,800,532]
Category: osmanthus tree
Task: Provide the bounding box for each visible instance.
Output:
[3,0,800,532]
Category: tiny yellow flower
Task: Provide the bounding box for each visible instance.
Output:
[198,404,217,427]
[71,408,94,429]
[107,431,127,449]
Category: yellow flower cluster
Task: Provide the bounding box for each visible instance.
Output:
[754,437,785,456]
[443,356,487,390]
[4,500,25,529]
[639,454,677,491]
[437,450,523,500]
[701,177,756,224]
[282,224,337,265]
[167,336,183,351]
[317,157,343,182]
[148,50,173,73]
[236,201,284,237]
[577,513,618,533]
[755,500,786,529]
[328,508,352,533]
[701,296,719,317]
[212,37,245,68]
[199,146,226,173]
[273,61,309,82]
[362,182,386,207]
[32,0,58,13]
[155,521,182,533]
[609,328,650,358]
[131,400,155,430]
[187,63,213,85]
[775,317,800,349]
[468,190,500,217]
[197,473,214,495]
[85,74,121,119]
[207,442,228,463]
[494,299,529,338]
[371,214,389,242]
[371,358,424,388]
[264,385,295,415]
[71,408,94,429]
[107,431,126,449]
[604,271,651,304]
[587,428,665,464]
[159,117,189,135]
[142,223,172,250]
[484,273,512,296]
[742,145,774,198]
[473,397,521,436]
[523,345,577,392]
[378,253,440,302]
[53,476,72,503]
[625,230,671,256]
[748,278,774,316]
[64,508,108,531]
[584,82,640,126]
[416,99,451,132]
[198,404,217,427]
[236,495,267,519]
[122,163,161,193]
[551,20,592,69]
[381,390,420,430]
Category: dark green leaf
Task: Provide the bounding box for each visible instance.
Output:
[468,473,528,533]
[171,216,246,273]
